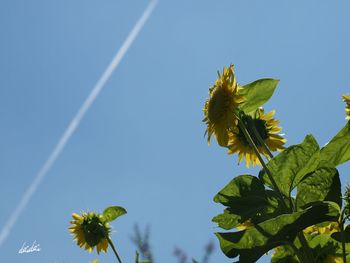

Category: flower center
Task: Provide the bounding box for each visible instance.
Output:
[82,216,107,246]
[237,115,268,147]
[208,87,232,123]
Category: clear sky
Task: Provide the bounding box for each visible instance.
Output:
[1,0,350,262]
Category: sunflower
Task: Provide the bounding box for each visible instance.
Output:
[228,108,286,167]
[69,212,110,254]
[203,65,245,147]
[342,95,350,120]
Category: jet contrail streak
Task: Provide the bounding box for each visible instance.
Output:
[0,0,158,247]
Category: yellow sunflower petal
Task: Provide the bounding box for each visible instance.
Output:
[342,94,350,120]
[72,213,83,221]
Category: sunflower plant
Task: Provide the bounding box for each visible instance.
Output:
[204,65,350,262]
[69,206,127,263]
[68,65,350,263]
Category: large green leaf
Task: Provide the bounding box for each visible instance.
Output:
[102,206,127,222]
[259,135,320,197]
[216,202,339,263]
[320,123,350,167]
[238,79,279,113]
[296,167,341,210]
[213,175,283,229]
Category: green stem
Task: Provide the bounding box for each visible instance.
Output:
[107,237,123,263]
[289,242,307,263]
[237,120,288,211]
[250,122,298,212]
[249,119,274,159]
[297,233,316,263]
[340,210,347,263]
[240,118,316,263]
[341,224,347,263]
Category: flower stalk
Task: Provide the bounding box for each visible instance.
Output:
[236,119,288,210]
[107,236,123,263]
[340,207,348,263]
[340,222,347,263]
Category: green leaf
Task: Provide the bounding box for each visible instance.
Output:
[238,78,279,113]
[296,167,342,210]
[102,206,127,222]
[320,123,350,167]
[192,260,199,263]
[215,201,339,263]
[259,134,320,197]
[213,175,283,229]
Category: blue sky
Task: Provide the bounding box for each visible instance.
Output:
[1,0,350,262]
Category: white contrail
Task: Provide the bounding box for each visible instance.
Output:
[0,0,158,248]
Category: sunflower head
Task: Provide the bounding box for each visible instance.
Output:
[69,212,110,254]
[203,65,245,147]
[342,95,350,120]
[228,108,286,167]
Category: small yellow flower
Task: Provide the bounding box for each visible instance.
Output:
[203,65,245,147]
[271,245,285,258]
[236,220,254,230]
[303,222,340,235]
[303,225,318,234]
[69,212,110,254]
[228,108,286,167]
[342,95,350,120]
[323,255,343,263]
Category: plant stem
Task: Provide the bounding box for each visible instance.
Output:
[239,118,316,263]
[340,211,347,263]
[289,242,307,263]
[237,120,288,211]
[107,237,123,263]
[250,120,296,211]
[297,233,316,263]
[249,119,274,159]
[341,224,347,263]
